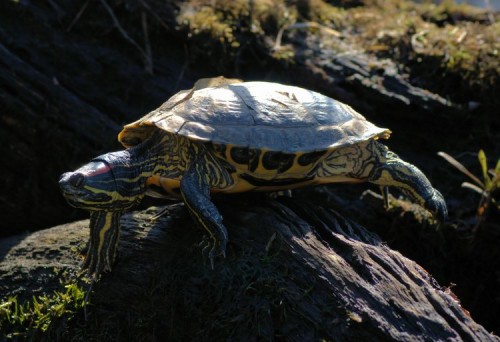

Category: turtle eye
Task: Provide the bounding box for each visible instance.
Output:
[69,173,85,188]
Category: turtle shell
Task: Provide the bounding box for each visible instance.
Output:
[118,77,390,153]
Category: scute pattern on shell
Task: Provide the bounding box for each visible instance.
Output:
[119,80,391,153]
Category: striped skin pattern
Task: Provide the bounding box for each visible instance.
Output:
[60,132,236,276]
[60,130,446,277]
[180,154,228,267]
[84,211,122,274]
[316,140,446,216]
[59,78,447,277]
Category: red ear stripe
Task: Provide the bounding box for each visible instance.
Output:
[88,162,112,177]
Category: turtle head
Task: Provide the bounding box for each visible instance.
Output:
[59,151,146,211]
[59,150,150,277]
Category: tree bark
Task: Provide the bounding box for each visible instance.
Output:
[0,194,496,341]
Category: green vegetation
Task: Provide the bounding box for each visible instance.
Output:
[348,0,499,102]
[176,0,498,104]
[177,0,296,57]
[0,279,88,341]
[439,150,500,233]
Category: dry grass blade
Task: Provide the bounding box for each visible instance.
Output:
[100,0,152,73]
[274,21,340,50]
[67,0,89,32]
[461,182,484,195]
[438,151,484,188]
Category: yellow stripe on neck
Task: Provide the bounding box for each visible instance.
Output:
[97,212,113,259]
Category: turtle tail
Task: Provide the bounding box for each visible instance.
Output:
[367,141,447,221]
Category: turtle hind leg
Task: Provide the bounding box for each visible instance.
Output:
[180,158,229,268]
[366,141,447,220]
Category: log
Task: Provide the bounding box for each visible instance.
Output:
[1,193,497,341]
[0,42,121,237]
[266,32,457,114]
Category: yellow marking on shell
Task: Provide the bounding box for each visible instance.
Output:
[118,125,155,148]
[211,172,364,194]
[252,148,273,175]
[219,145,325,179]
[289,150,328,174]
[221,145,240,167]
[315,175,365,184]
[209,144,346,194]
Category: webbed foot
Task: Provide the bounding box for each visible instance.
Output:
[367,141,448,221]
[423,189,448,221]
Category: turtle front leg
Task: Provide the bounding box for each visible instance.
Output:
[84,211,122,277]
[366,141,448,220]
[180,159,228,267]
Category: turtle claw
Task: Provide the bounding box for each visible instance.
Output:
[200,237,210,253]
[200,235,227,269]
[149,207,170,222]
[207,247,225,270]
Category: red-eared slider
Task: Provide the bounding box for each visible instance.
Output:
[59,77,447,276]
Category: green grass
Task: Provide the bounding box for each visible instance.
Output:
[0,278,88,341]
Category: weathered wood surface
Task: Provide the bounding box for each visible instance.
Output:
[1,194,496,341]
[0,41,121,237]
[0,1,187,236]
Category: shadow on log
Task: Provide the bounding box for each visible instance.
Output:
[0,193,497,341]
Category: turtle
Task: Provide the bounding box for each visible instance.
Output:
[59,76,447,277]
